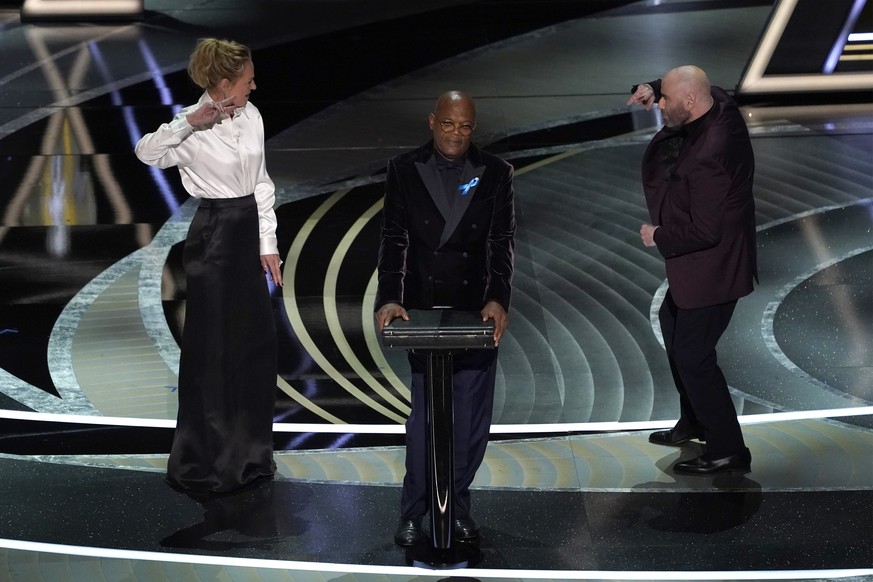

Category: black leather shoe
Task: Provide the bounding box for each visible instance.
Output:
[673,450,751,475]
[393,517,424,546]
[648,427,704,446]
[454,515,480,543]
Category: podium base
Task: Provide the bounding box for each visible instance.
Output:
[408,542,482,569]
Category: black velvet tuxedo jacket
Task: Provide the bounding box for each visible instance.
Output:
[376,141,515,312]
[643,82,757,309]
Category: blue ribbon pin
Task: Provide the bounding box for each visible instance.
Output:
[458,176,480,196]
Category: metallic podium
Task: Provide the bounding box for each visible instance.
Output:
[381,309,494,568]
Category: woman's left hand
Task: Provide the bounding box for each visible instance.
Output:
[261,254,284,287]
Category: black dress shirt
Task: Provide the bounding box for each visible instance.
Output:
[434,152,465,208]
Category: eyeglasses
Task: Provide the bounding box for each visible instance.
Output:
[436,119,476,136]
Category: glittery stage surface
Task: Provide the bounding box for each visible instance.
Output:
[0,0,871,580]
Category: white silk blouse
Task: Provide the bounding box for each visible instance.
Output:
[135,92,278,256]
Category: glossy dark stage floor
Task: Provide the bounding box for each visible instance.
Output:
[0,0,872,581]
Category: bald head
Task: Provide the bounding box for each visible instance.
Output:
[667,66,711,98]
[658,65,714,127]
[434,90,476,118]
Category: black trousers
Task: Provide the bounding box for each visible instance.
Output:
[659,290,747,458]
[401,348,498,520]
[168,195,278,493]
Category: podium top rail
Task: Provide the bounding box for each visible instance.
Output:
[380,309,495,350]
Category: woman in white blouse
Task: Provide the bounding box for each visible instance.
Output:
[136,38,281,494]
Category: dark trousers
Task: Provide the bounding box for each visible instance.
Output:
[168,195,277,493]
[659,290,746,458]
[400,348,498,520]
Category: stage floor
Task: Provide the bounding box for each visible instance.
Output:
[0,0,871,580]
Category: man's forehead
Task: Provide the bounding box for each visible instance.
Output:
[661,75,680,97]
[436,99,474,117]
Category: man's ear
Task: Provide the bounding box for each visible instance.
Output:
[684,94,695,111]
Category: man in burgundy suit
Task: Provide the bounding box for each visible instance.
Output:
[375,90,516,544]
[628,66,757,475]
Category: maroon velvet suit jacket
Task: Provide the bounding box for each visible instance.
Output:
[643,84,757,309]
[376,141,516,312]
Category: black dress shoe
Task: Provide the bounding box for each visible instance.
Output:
[454,515,480,543]
[648,427,704,446]
[673,450,751,475]
[393,517,424,546]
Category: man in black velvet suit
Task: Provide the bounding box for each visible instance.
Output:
[628,66,757,475]
[375,90,516,545]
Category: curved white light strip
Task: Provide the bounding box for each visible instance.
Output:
[1,406,870,434]
[0,538,869,581]
[361,271,412,399]
[322,198,410,415]
[761,244,873,403]
[275,375,346,424]
[281,189,406,423]
[649,280,669,348]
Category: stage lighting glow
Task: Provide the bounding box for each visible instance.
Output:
[21,0,143,21]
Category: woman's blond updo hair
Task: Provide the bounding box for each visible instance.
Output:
[187,38,251,91]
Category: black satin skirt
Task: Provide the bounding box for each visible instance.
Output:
[167,195,278,494]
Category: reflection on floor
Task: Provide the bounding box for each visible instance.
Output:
[0,0,871,580]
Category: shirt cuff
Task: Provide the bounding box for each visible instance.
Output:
[259,236,278,256]
[169,115,194,134]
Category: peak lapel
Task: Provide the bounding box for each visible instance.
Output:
[415,159,451,221]
[438,162,485,248]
